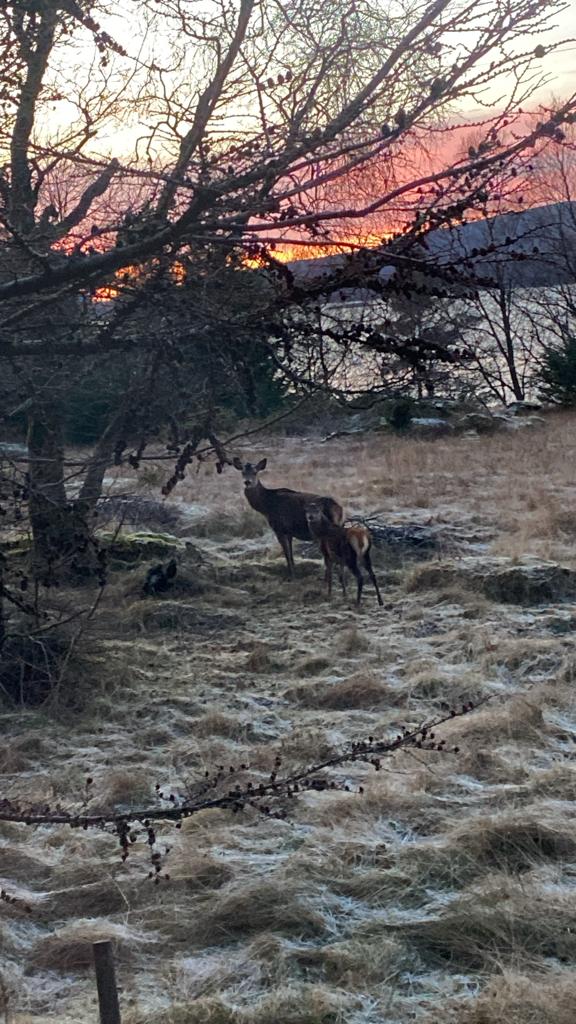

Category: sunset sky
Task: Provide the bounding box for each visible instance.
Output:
[37,0,576,270]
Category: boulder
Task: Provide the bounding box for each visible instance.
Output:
[507,400,543,416]
[410,417,454,437]
[502,415,546,431]
[455,412,506,435]
[320,427,365,443]
[95,495,182,530]
[2,533,31,557]
[97,530,189,567]
[0,441,28,459]
[430,399,458,417]
[407,556,576,605]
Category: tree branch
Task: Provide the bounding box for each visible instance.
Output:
[8,7,57,234]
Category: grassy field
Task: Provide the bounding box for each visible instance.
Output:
[2,413,576,1023]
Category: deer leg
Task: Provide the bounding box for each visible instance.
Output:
[327,561,334,600]
[338,560,348,599]
[276,533,294,577]
[363,550,384,606]
[324,555,333,599]
[353,566,363,605]
[286,535,296,576]
[345,550,363,605]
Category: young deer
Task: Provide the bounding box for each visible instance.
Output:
[306,510,383,607]
[232,457,343,576]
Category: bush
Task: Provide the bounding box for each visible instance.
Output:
[539,333,576,406]
[0,622,100,710]
[387,398,414,431]
[0,629,71,707]
[63,340,287,447]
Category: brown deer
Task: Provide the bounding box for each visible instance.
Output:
[306,510,383,607]
[232,457,343,576]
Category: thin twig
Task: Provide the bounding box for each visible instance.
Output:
[0,697,491,827]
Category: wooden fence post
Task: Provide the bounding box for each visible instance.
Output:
[93,940,122,1024]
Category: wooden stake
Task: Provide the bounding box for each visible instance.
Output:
[93,940,121,1024]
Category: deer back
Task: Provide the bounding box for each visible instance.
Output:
[308,515,371,563]
[250,485,342,540]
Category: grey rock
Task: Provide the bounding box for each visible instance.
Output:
[0,441,28,459]
[410,417,454,436]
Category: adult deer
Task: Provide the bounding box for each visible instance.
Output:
[232,457,343,576]
[306,510,383,607]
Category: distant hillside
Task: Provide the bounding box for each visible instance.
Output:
[288,201,576,295]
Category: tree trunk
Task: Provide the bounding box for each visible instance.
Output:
[27,403,94,580]
[498,285,525,401]
[77,407,129,513]
[0,552,6,650]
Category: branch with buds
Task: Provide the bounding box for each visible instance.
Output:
[0,698,489,891]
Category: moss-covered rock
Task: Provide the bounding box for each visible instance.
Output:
[1,532,32,558]
[97,530,189,567]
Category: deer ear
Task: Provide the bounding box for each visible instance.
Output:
[232,457,243,471]
[255,458,267,472]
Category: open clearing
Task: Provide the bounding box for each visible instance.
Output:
[2,414,576,1023]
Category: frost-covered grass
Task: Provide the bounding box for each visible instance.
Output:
[2,412,576,1022]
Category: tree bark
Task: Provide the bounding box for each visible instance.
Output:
[0,552,6,650]
[77,408,129,513]
[498,285,525,401]
[26,403,94,580]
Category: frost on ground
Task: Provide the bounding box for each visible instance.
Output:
[2,415,576,1023]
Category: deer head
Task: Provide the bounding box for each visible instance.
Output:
[232,457,267,490]
[305,506,335,538]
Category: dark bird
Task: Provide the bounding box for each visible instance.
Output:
[143,559,177,595]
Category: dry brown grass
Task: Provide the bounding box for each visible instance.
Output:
[447,812,576,871]
[528,764,576,801]
[278,727,338,763]
[128,984,354,1024]
[296,654,333,676]
[241,984,355,1023]
[402,664,485,706]
[41,878,136,921]
[244,642,282,673]
[145,1002,236,1024]
[442,697,546,745]
[86,768,152,813]
[287,670,395,709]
[403,876,576,969]
[289,934,411,989]
[481,636,567,674]
[189,711,256,742]
[30,922,147,969]
[460,971,576,1024]
[128,598,243,634]
[191,880,326,945]
[101,413,576,554]
[0,731,53,772]
[335,626,370,656]
[166,851,235,893]
[0,846,52,885]
[4,413,576,1023]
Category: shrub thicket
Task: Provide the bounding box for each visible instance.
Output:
[539,333,576,406]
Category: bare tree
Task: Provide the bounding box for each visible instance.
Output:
[457,278,538,402]
[0,0,575,584]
